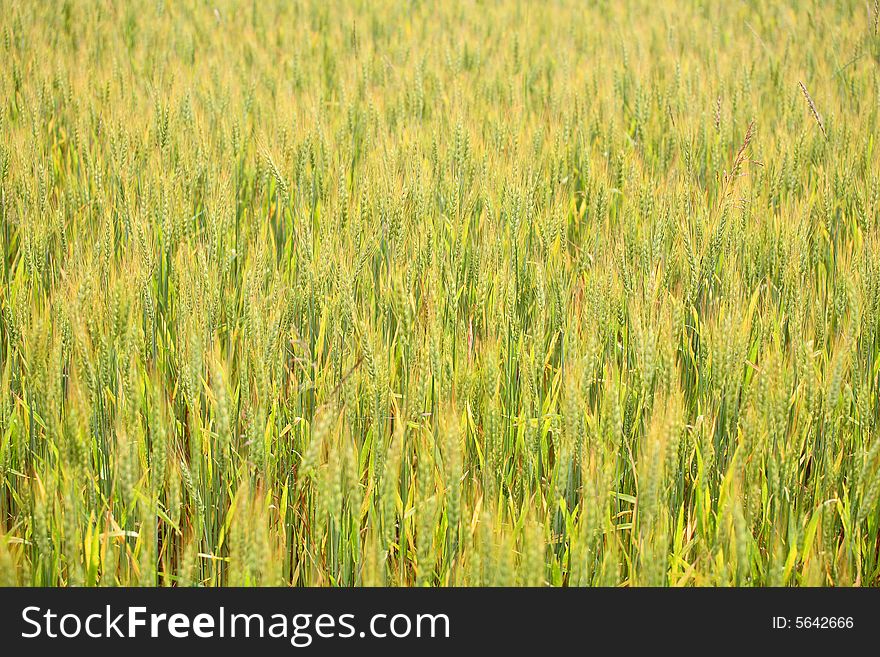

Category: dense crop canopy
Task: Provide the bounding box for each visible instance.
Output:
[1,0,880,586]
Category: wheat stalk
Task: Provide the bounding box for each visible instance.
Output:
[799,81,828,138]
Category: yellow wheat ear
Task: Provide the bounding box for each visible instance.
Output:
[798,81,827,139]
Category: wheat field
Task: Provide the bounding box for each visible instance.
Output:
[1,0,880,587]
